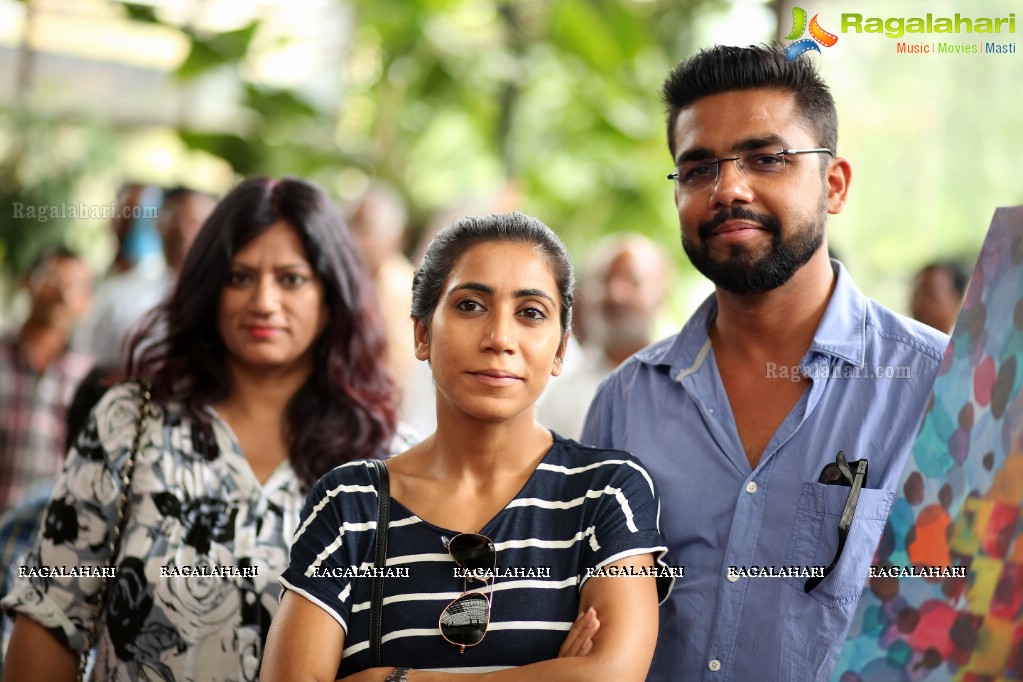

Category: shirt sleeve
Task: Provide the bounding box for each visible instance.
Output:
[278,462,379,634]
[578,454,674,604]
[0,383,146,652]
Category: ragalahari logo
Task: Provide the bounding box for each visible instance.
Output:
[784,7,838,61]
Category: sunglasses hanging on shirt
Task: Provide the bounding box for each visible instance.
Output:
[439,533,497,652]
[804,451,868,593]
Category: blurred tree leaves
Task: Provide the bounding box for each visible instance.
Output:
[2,0,1012,321]
[175,22,259,80]
[340,0,717,255]
[121,2,159,24]
[0,109,118,277]
[2,0,719,289]
[160,0,719,259]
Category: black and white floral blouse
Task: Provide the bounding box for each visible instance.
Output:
[3,382,416,681]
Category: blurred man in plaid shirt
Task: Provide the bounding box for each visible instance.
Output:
[0,247,93,512]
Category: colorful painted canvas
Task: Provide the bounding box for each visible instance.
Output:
[834,206,1023,681]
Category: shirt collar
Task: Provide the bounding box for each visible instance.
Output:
[642,258,868,376]
[807,259,867,366]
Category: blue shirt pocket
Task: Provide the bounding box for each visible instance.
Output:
[782,482,894,607]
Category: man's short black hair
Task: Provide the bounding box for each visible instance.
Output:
[661,43,838,160]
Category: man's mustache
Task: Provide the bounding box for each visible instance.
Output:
[698,207,782,240]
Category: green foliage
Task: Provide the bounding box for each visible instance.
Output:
[177,131,265,177]
[175,22,260,80]
[339,0,713,259]
[0,0,723,296]
[121,3,160,24]
[0,109,118,278]
[5,0,1013,322]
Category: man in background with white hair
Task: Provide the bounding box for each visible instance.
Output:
[538,233,672,439]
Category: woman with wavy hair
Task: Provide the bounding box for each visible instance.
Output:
[3,177,410,681]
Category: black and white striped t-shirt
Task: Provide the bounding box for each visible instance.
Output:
[280,435,671,676]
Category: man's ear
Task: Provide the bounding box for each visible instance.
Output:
[826,156,852,215]
[551,333,569,377]
[413,317,431,361]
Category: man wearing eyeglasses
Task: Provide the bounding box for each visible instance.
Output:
[581,44,949,681]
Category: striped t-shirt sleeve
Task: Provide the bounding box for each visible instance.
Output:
[279,460,379,633]
[565,455,671,602]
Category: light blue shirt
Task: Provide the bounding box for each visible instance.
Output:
[581,261,948,681]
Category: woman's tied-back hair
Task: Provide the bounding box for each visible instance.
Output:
[411,212,575,336]
[661,43,838,161]
[128,176,398,486]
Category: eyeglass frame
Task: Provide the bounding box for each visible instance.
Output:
[439,532,498,653]
[667,147,835,189]
[804,451,868,593]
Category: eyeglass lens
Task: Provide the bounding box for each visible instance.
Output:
[448,534,496,573]
[668,148,833,188]
[439,592,491,647]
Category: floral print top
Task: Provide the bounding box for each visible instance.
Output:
[2,382,415,681]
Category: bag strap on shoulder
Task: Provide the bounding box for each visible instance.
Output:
[369,458,390,667]
[79,381,151,682]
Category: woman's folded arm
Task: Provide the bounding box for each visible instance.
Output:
[337,552,659,682]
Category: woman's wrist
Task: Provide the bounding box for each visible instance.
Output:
[385,667,413,682]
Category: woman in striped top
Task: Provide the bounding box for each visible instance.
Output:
[263,213,672,682]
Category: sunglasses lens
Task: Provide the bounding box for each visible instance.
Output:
[448,534,496,571]
[440,593,490,646]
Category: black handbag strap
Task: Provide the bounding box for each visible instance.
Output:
[369,458,390,667]
[79,381,151,682]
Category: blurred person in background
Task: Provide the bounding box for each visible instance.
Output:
[158,187,219,277]
[0,363,118,677]
[73,185,216,365]
[0,247,93,513]
[3,177,411,681]
[909,259,968,334]
[537,233,672,439]
[349,181,417,384]
[108,183,161,277]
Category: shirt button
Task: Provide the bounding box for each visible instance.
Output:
[709,659,722,672]
[727,572,739,583]
[745,481,758,494]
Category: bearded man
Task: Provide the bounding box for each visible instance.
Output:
[582,44,948,681]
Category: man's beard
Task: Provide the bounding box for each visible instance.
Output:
[681,204,826,294]
[592,306,653,353]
